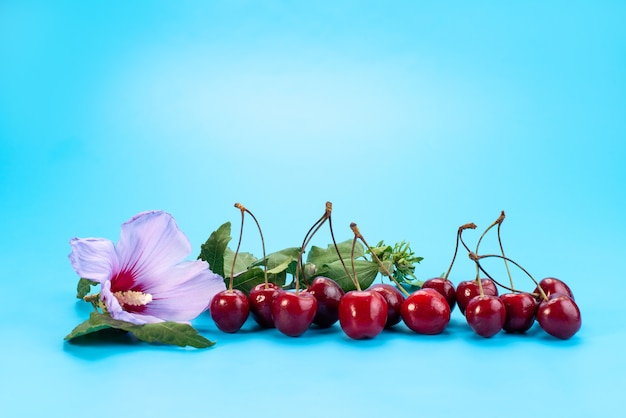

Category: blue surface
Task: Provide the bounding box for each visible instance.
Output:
[1,1,625,417]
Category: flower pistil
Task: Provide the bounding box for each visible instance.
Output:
[114,290,153,307]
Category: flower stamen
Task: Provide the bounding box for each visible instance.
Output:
[114,290,153,307]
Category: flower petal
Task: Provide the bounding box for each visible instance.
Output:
[115,211,192,290]
[68,237,118,283]
[141,260,226,322]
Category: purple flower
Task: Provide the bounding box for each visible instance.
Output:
[69,210,226,325]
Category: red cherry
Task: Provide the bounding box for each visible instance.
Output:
[499,292,537,333]
[210,289,250,333]
[534,277,574,301]
[338,290,388,339]
[422,277,457,311]
[305,276,345,328]
[271,291,317,337]
[248,282,281,328]
[401,288,451,335]
[536,295,581,339]
[369,283,406,328]
[455,279,498,315]
[465,295,506,338]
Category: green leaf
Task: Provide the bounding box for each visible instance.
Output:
[65,312,215,348]
[223,249,257,277]
[315,259,379,292]
[266,256,293,275]
[251,247,301,271]
[64,313,114,339]
[76,278,98,299]
[230,267,266,294]
[131,322,215,348]
[198,222,231,278]
[307,240,365,267]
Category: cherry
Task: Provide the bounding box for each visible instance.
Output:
[534,277,574,301]
[422,277,456,311]
[499,292,537,333]
[338,290,388,339]
[305,276,345,328]
[401,288,451,334]
[210,289,250,333]
[536,294,581,339]
[271,291,318,337]
[369,283,405,328]
[248,282,282,328]
[455,278,498,315]
[210,203,254,333]
[465,295,506,337]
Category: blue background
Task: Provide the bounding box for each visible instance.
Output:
[1,1,625,417]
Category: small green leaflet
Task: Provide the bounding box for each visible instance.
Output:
[76,278,98,299]
[65,312,215,348]
[198,221,231,278]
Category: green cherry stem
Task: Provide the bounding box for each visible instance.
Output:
[475,253,549,301]
[350,234,361,291]
[235,203,269,288]
[229,203,246,292]
[350,222,410,297]
[443,228,464,281]
[458,222,486,296]
[475,212,504,256]
[495,215,515,290]
[326,204,354,284]
[295,202,331,293]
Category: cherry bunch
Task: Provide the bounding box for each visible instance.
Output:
[210,204,581,341]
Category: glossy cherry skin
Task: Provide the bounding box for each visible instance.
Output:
[456,279,498,315]
[338,290,388,339]
[536,295,581,339]
[271,291,317,337]
[465,295,506,337]
[210,289,250,333]
[534,277,574,301]
[369,283,405,328]
[304,276,345,328]
[248,282,282,328]
[422,277,457,311]
[499,292,537,333]
[401,288,451,335]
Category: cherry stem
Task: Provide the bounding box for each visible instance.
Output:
[496,218,515,290]
[350,222,410,297]
[327,210,354,286]
[295,202,332,293]
[474,212,506,297]
[443,229,462,281]
[229,204,246,292]
[350,234,361,291]
[235,203,269,288]
[475,213,503,256]
[458,223,485,294]
[471,253,548,301]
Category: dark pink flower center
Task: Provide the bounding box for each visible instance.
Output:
[110,269,141,293]
[110,269,150,314]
